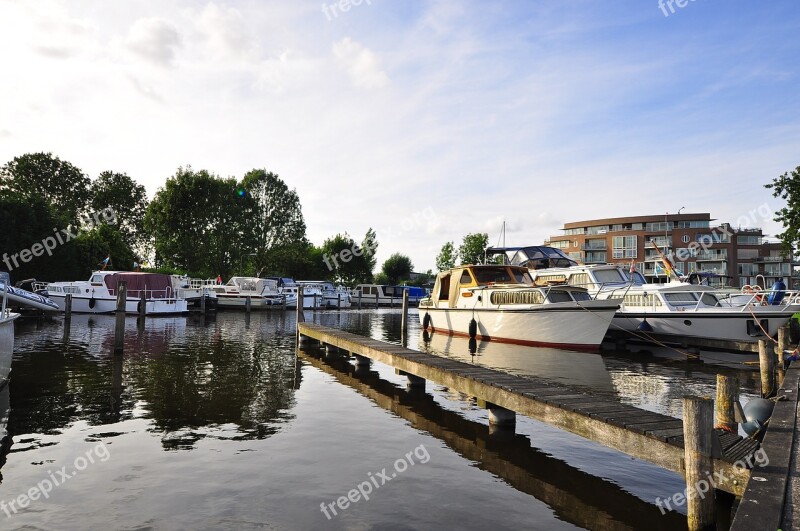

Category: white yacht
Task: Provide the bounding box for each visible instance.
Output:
[296,281,351,308]
[418,264,619,350]
[210,276,286,309]
[352,284,426,306]
[488,246,800,346]
[0,274,21,388]
[266,277,316,309]
[171,276,218,309]
[45,271,188,315]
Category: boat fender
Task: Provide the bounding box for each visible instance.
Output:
[741,398,774,436]
[422,313,432,330]
[637,318,653,332]
[468,318,477,339]
[468,337,477,354]
[422,330,431,344]
[89,297,96,309]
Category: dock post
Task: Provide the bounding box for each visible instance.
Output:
[282,295,286,312]
[401,290,409,347]
[683,395,715,531]
[200,290,206,313]
[139,289,147,319]
[63,293,72,341]
[776,325,787,384]
[375,292,379,308]
[358,291,362,309]
[758,339,776,398]
[245,295,251,314]
[337,293,341,309]
[715,375,738,432]
[296,286,305,344]
[114,281,127,354]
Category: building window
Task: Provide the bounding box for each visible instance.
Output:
[612,236,637,259]
[737,235,761,245]
[549,240,570,249]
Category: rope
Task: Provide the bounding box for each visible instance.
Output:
[747,304,778,344]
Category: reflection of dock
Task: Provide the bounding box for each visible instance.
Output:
[298,323,759,500]
[298,348,685,530]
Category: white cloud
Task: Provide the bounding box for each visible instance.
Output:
[123,18,182,67]
[332,37,389,89]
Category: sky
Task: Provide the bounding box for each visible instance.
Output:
[1,0,799,273]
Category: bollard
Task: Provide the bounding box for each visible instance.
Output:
[401,290,409,347]
[715,375,739,432]
[114,281,127,354]
[245,295,251,313]
[758,339,776,398]
[683,396,715,531]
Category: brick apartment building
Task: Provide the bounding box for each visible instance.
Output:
[544,213,795,287]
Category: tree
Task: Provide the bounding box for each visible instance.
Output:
[766,165,800,256]
[362,228,378,277]
[436,241,457,271]
[321,232,375,285]
[0,152,90,223]
[144,167,257,278]
[382,253,413,284]
[458,233,489,265]
[90,171,149,252]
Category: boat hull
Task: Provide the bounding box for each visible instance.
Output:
[0,313,19,387]
[48,294,187,315]
[419,305,617,350]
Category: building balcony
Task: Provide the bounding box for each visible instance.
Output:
[582,242,607,250]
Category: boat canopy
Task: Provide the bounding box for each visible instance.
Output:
[104,272,173,299]
[486,246,578,269]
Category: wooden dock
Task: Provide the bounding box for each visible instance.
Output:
[297,322,758,497]
[730,360,800,530]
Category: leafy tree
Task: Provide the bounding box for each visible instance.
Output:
[362,228,378,276]
[321,232,375,285]
[436,241,457,271]
[458,233,489,265]
[90,171,149,252]
[144,167,257,278]
[382,253,413,284]
[765,165,800,256]
[72,224,137,277]
[373,272,389,285]
[0,152,90,223]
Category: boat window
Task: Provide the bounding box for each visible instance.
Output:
[438,275,451,301]
[664,293,699,306]
[473,267,514,285]
[593,269,626,285]
[513,271,534,285]
[546,291,573,303]
[459,270,473,285]
[91,275,103,284]
[490,290,544,305]
[571,291,592,301]
[567,273,592,288]
[700,293,719,306]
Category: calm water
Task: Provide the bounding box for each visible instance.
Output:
[0,310,760,530]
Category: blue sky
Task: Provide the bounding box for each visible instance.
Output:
[1,0,798,272]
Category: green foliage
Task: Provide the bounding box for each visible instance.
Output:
[381,253,413,284]
[458,233,489,265]
[373,272,389,285]
[436,241,457,271]
[0,152,90,223]
[321,231,375,285]
[90,171,148,252]
[765,165,800,256]
[72,225,136,276]
[144,167,258,278]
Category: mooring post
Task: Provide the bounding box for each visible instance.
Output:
[139,288,147,319]
[758,339,776,398]
[401,289,409,347]
[683,395,715,531]
[337,293,341,309]
[358,290,362,309]
[776,325,787,385]
[245,295,251,314]
[715,375,738,432]
[114,281,127,354]
[64,293,72,318]
[375,292,379,308]
[296,286,305,344]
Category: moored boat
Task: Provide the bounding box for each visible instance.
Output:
[210,276,285,309]
[0,275,21,388]
[352,284,426,306]
[418,264,619,350]
[45,271,188,315]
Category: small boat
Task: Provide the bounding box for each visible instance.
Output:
[0,275,20,388]
[45,271,188,314]
[352,284,426,306]
[0,277,59,312]
[418,264,619,350]
[265,277,317,309]
[296,281,351,308]
[171,276,218,310]
[209,277,285,309]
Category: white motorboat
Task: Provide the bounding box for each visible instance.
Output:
[44,271,188,315]
[352,284,426,306]
[418,264,619,350]
[488,246,800,345]
[171,276,218,309]
[0,276,59,311]
[0,275,20,388]
[296,281,351,308]
[266,277,317,309]
[210,276,285,309]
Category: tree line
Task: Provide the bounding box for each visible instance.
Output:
[0,152,428,286]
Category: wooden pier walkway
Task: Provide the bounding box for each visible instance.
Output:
[297,322,759,497]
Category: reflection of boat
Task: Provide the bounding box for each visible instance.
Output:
[418,264,619,350]
[488,245,800,346]
[44,271,188,314]
[420,331,616,394]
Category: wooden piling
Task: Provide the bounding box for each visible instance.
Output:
[375,292,379,308]
[337,293,341,309]
[245,295,251,313]
[401,289,409,347]
[776,325,787,385]
[295,286,305,343]
[683,396,715,531]
[64,293,72,318]
[114,281,127,354]
[715,375,738,432]
[139,288,147,318]
[758,339,776,398]
[358,290,362,309]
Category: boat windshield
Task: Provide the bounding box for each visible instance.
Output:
[473,267,530,285]
[593,269,627,285]
[622,270,647,285]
